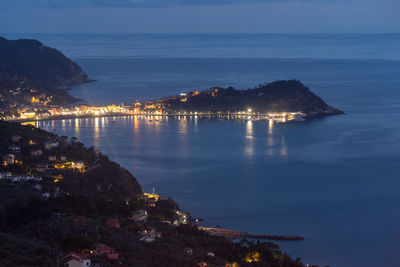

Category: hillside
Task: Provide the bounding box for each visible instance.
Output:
[0,37,89,89]
[155,80,343,117]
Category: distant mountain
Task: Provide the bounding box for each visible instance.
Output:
[157,80,343,117]
[0,37,90,90]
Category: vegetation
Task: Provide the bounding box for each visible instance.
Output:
[151,80,343,117]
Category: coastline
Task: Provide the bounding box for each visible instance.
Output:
[10,110,340,124]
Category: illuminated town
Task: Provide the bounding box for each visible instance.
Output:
[0,97,305,123]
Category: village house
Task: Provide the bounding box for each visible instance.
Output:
[130,209,148,223]
[8,144,20,152]
[0,172,13,180]
[11,175,42,183]
[139,227,161,243]
[3,154,15,165]
[35,162,49,172]
[95,243,119,260]
[11,135,22,142]
[44,141,59,150]
[31,148,43,157]
[60,252,91,267]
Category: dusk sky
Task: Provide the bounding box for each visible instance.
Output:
[0,0,399,34]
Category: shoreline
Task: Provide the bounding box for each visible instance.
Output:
[9,111,326,124]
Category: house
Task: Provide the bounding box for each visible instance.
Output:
[140,227,161,243]
[73,161,85,171]
[106,218,120,228]
[31,148,43,156]
[48,155,57,161]
[130,209,148,223]
[60,155,67,162]
[3,154,15,165]
[35,162,49,172]
[44,141,59,150]
[11,135,22,142]
[8,144,20,152]
[12,175,42,182]
[60,252,91,267]
[0,172,13,180]
[95,243,119,260]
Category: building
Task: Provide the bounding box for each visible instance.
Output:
[8,144,21,152]
[60,252,91,267]
[3,154,15,165]
[130,209,148,223]
[31,148,43,157]
[95,243,119,260]
[11,135,22,142]
[44,141,59,150]
[140,227,161,243]
[48,155,57,161]
[35,162,49,172]
[60,155,67,162]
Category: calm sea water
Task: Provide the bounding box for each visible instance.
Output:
[16,34,400,267]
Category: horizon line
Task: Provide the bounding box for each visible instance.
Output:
[2,32,400,35]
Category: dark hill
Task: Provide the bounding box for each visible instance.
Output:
[158,80,343,117]
[0,37,90,90]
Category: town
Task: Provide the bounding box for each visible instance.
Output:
[0,93,305,123]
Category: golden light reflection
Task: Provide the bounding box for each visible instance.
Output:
[280,136,288,157]
[133,116,139,133]
[178,116,189,157]
[94,117,100,149]
[268,119,274,135]
[245,120,254,158]
[267,119,274,156]
[75,118,79,133]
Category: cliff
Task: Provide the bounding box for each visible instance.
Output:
[0,37,90,90]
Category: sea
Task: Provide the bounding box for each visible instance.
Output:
[5,33,400,267]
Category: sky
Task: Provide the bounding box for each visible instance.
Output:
[0,0,399,34]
